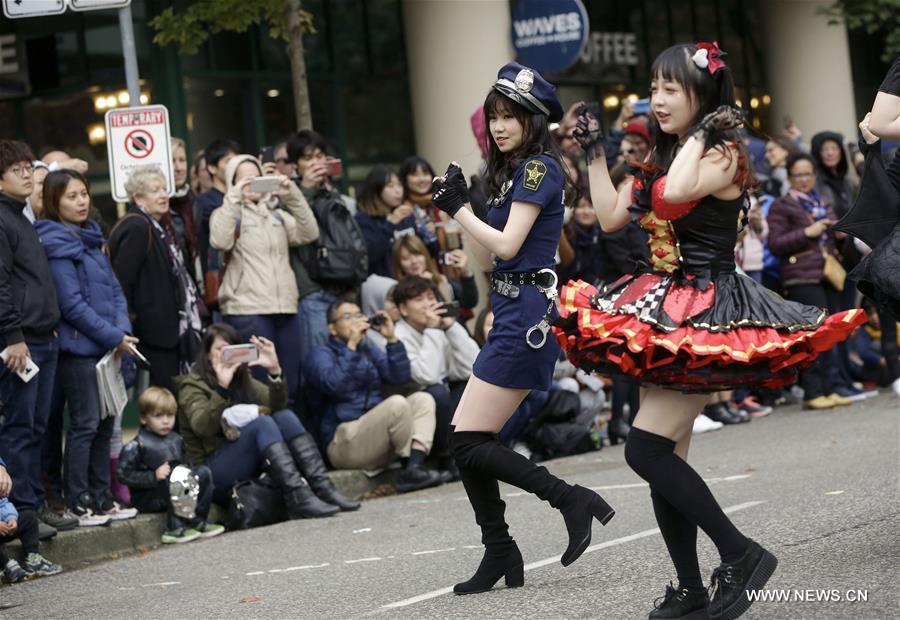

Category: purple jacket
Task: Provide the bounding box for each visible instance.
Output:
[766,193,839,286]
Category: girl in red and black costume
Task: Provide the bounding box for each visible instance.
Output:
[557,43,865,620]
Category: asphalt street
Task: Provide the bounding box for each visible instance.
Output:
[2,393,898,619]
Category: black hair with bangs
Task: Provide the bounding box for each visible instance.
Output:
[648,43,743,174]
[482,89,578,206]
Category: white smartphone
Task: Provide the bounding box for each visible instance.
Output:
[128,344,151,366]
[249,175,282,194]
[221,344,259,365]
[0,347,40,383]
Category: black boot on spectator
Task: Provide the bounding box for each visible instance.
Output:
[287,433,360,512]
[649,582,709,619]
[263,442,339,519]
[707,539,778,619]
[395,449,443,493]
[453,431,615,567]
[453,439,523,594]
[703,403,742,425]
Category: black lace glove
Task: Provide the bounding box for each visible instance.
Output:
[691,105,744,140]
[879,54,900,96]
[573,102,605,164]
[443,163,470,205]
[432,180,464,218]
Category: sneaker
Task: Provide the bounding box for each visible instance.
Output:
[693,413,724,434]
[39,506,78,531]
[893,377,900,397]
[704,403,743,425]
[394,465,443,494]
[737,397,772,418]
[97,500,137,521]
[723,401,751,423]
[802,395,835,410]
[2,559,28,584]
[195,521,225,539]
[37,521,58,540]
[832,386,867,402]
[161,527,201,544]
[648,582,709,619]
[708,539,778,619]
[825,393,853,407]
[71,504,112,527]
[23,553,62,577]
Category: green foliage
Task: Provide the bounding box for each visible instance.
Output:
[819,0,900,61]
[150,0,315,54]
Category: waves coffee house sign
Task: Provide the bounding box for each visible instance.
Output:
[511,0,639,75]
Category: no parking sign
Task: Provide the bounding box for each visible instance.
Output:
[105,104,173,202]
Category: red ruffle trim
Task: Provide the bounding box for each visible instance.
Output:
[553,280,867,390]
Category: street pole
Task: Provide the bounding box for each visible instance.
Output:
[118,3,140,106]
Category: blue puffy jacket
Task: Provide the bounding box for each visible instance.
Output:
[304,337,411,446]
[36,219,131,357]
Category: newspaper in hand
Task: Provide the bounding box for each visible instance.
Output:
[96,350,128,419]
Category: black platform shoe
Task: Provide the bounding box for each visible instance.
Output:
[649,583,709,619]
[707,539,778,619]
[454,544,525,595]
[608,417,631,445]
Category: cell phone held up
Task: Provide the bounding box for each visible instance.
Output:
[324,158,343,178]
[221,344,259,366]
[442,301,461,320]
[249,175,282,194]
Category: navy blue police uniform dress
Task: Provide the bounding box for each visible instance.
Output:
[472,154,565,391]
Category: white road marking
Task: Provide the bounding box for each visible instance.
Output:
[504,474,753,497]
[381,500,766,609]
[246,571,265,576]
[142,581,180,587]
[411,548,456,556]
[353,528,372,533]
[825,490,845,495]
[345,557,382,564]
[283,563,330,572]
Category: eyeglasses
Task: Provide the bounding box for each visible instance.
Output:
[7,165,34,178]
[333,311,364,322]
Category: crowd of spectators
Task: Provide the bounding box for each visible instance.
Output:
[0,93,897,586]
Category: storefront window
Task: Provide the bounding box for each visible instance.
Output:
[184,76,253,153]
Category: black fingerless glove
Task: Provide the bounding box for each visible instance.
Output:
[444,163,470,205]
[432,181,464,218]
[690,105,744,142]
[879,54,900,96]
[573,103,605,164]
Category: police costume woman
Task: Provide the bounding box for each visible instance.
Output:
[430,62,615,596]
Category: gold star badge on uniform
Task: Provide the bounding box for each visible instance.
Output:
[523,160,547,191]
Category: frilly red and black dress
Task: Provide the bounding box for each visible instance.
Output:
[553,172,866,392]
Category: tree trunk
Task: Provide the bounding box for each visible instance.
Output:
[285,0,312,130]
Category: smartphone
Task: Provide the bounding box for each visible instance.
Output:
[0,347,40,383]
[632,98,650,115]
[437,251,456,267]
[324,158,343,178]
[221,344,259,365]
[249,175,282,194]
[128,344,151,367]
[441,300,461,320]
[368,314,387,327]
[259,146,275,164]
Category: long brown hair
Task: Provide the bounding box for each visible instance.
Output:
[195,323,256,404]
[41,169,91,224]
[391,235,442,289]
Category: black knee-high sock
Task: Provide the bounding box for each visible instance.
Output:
[651,488,703,590]
[625,427,748,563]
[453,431,571,507]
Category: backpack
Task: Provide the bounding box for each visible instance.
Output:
[300,192,368,286]
[526,388,596,461]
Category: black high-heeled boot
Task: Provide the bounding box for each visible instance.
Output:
[263,442,339,518]
[287,433,360,511]
[453,461,524,594]
[453,431,615,568]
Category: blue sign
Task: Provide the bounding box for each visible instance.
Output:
[511,0,589,74]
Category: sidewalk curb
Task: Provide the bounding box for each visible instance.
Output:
[5,468,400,570]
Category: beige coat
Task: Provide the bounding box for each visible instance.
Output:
[210,154,319,315]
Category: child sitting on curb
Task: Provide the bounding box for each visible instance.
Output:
[118,388,224,544]
[0,457,62,583]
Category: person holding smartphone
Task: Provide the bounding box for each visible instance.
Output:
[209,154,319,407]
[390,235,479,314]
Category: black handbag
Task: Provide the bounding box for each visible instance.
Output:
[226,476,287,530]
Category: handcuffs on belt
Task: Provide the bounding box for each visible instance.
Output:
[491,268,559,350]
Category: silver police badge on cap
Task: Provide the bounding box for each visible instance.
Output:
[514,69,534,94]
[169,465,200,519]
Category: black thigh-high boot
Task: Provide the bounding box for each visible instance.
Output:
[287,433,361,511]
[453,431,615,567]
[453,434,524,594]
[263,442,339,519]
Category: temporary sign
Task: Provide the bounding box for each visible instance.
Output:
[3,0,66,19]
[105,104,173,202]
[511,0,589,74]
[69,0,131,11]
